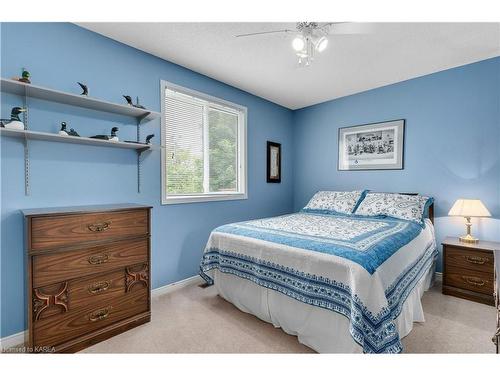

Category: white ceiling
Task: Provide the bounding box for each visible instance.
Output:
[78,23,500,110]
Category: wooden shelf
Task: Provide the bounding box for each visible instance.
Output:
[1,78,160,122]
[0,128,151,152]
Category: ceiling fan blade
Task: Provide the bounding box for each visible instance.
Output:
[235,29,293,38]
[329,23,374,35]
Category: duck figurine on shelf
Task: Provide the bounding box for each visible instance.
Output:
[12,68,31,84]
[90,126,119,141]
[59,122,69,136]
[109,127,119,142]
[77,82,88,96]
[67,128,80,137]
[125,133,154,145]
[0,107,26,130]
[123,95,146,109]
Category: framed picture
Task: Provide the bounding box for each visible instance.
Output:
[267,141,281,183]
[338,119,405,171]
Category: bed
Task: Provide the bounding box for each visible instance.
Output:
[199,192,437,353]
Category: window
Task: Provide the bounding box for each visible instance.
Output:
[161,81,247,204]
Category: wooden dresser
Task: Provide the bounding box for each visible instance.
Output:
[442,236,495,306]
[23,204,152,353]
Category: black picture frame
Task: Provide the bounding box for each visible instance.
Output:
[337,119,405,171]
[267,141,281,183]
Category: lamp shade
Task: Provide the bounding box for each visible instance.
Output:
[448,199,491,217]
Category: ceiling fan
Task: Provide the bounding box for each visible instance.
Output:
[236,22,368,67]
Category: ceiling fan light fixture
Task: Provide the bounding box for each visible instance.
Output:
[316,36,328,52]
[292,35,305,51]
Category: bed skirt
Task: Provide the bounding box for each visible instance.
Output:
[212,262,435,353]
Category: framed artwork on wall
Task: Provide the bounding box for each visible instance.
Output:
[338,119,405,171]
[267,141,281,183]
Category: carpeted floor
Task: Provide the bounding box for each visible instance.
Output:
[82,280,497,353]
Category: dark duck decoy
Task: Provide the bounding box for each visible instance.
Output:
[109,127,119,142]
[123,95,146,109]
[59,122,69,136]
[77,82,88,96]
[67,128,80,137]
[91,126,119,141]
[0,107,26,130]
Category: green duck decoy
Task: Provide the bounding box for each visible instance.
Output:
[18,68,31,84]
[0,107,26,130]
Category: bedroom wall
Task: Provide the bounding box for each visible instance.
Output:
[292,56,500,271]
[0,23,294,338]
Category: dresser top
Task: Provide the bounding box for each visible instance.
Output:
[442,236,500,252]
[22,203,152,217]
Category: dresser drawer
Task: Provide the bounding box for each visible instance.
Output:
[33,288,148,348]
[30,209,149,251]
[33,238,148,287]
[445,246,494,274]
[444,266,494,295]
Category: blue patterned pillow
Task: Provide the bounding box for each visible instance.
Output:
[302,190,367,215]
[354,193,433,225]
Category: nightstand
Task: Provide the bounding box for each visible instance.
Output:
[442,236,498,306]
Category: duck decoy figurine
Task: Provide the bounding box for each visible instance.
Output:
[77,82,88,96]
[20,69,31,83]
[67,128,80,137]
[124,133,154,145]
[90,126,119,141]
[0,107,26,130]
[145,134,154,144]
[123,95,146,109]
[59,122,69,136]
[110,127,119,142]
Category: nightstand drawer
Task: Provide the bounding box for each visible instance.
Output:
[444,266,494,295]
[445,246,494,274]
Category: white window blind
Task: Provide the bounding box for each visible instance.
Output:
[161,82,247,204]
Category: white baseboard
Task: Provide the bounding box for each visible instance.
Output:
[0,330,26,351]
[0,274,205,350]
[151,274,204,298]
[435,271,443,283]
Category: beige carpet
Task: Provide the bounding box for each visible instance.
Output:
[82,280,497,354]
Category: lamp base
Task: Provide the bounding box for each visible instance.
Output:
[459,234,479,244]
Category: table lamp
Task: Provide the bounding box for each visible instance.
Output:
[448,199,491,243]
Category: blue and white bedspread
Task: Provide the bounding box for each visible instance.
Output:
[200,212,437,353]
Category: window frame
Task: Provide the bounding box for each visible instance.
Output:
[161,80,248,205]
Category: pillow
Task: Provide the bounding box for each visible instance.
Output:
[302,190,367,215]
[354,192,433,225]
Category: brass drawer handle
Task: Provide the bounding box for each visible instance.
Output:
[88,281,110,294]
[88,253,109,265]
[462,276,486,287]
[87,221,111,232]
[89,307,111,322]
[464,255,488,265]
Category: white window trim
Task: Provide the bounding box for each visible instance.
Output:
[160,80,248,205]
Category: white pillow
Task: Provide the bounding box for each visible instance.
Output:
[354,192,432,225]
[303,190,367,215]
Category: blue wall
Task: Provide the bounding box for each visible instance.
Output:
[0,23,294,338]
[293,57,500,271]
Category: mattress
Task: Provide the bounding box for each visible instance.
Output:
[200,212,438,353]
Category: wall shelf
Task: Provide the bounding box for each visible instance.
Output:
[0,78,161,122]
[1,77,160,195]
[0,128,151,152]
